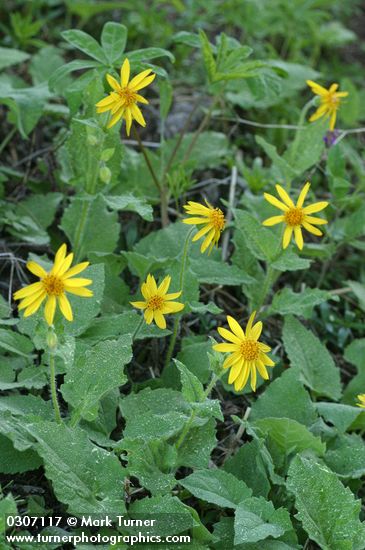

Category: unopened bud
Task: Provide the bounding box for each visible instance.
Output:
[87,134,99,146]
[99,165,112,184]
[47,330,58,351]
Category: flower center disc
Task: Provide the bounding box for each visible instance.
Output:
[42,275,64,296]
[210,208,225,231]
[284,207,304,227]
[118,87,137,107]
[147,295,164,310]
[240,340,259,361]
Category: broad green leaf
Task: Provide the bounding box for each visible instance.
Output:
[0,493,17,535]
[176,417,217,469]
[0,329,34,357]
[29,46,68,85]
[284,119,327,176]
[256,136,296,182]
[62,29,108,63]
[0,394,52,418]
[174,359,205,402]
[253,417,325,456]
[0,434,42,474]
[234,209,278,261]
[49,59,100,91]
[177,338,212,383]
[316,402,362,432]
[223,438,271,498]
[28,421,126,515]
[0,47,30,70]
[100,22,127,64]
[199,30,216,81]
[14,193,62,230]
[269,288,332,318]
[234,497,294,545]
[251,368,317,426]
[127,47,175,63]
[61,335,132,422]
[104,193,153,221]
[324,433,365,479]
[347,280,365,311]
[283,316,342,400]
[60,195,119,260]
[190,257,253,285]
[0,366,48,390]
[271,250,311,272]
[287,455,365,550]
[213,517,296,550]
[180,469,252,509]
[343,338,365,403]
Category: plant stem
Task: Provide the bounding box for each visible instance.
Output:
[163,228,195,370]
[132,127,170,227]
[49,352,62,425]
[175,373,220,450]
[132,315,144,340]
[0,127,16,156]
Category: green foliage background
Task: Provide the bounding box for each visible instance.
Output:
[0,1,365,549]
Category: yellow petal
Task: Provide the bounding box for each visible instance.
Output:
[282,226,293,249]
[63,262,89,279]
[96,93,118,108]
[23,293,46,317]
[262,215,284,226]
[183,217,209,225]
[223,352,241,370]
[261,353,275,367]
[107,106,124,129]
[306,80,329,96]
[26,261,47,279]
[14,281,43,300]
[256,360,269,380]
[144,308,153,324]
[135,94,149,104]
[302,222,323,236]
[120,58,130,87]
[264,193,288,212]
[296,182,311,208]
[228,359,243,384]
[64,278,92,288]
[192,223,212,242]
[125,108,133,136]
[217,326,241,344]
[329,111,336,131]
[57,253,74,277]
[165,291,182,301]
[154,310,166,329]
[106,73,121,91]
[146,274,157,294]
[53,244,67,274]
[213,343,239,353]
[201,228,215,253]
[58,294,73,322]
[130,301,147,310]
[250,363,257,392]
[157,275,171,295]
[304,215,327,225]
[275,185,294,208]
[294,226,304,250]
[245,311,256,335]
[131,104,146,127]
[234,362,249,391]
[44,295,56,326]
[66,287,93,297]
[133,73,155,91]
[309,104,328,122]
[329,83,339,93]
[259,342,271,353]
[18,288,46,310]
[161,301,184,314]
[303,201,328,214]
[227,315,245,339]
[249,321,263,341]
[129,69,155,90]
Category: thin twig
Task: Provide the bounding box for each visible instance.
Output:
[215,115,305,131]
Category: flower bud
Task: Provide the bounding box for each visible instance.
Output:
[47,330,58,351]
[99,165,112,184]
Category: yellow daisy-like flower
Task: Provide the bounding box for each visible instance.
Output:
[213,312,274,392]
[263,182,328,250]
[306,80,348,131]
[95,58,155,135]
[356,394,365,409]
[13,244,93,326]
[182,200,226,254]
[130,274,184,330]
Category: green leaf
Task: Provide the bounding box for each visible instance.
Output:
[127,47,175,63]
[213,517,296,550]
[283,316,342,400]
[253,417,325,456]
[62,29,108,64]
[176,417,217,469]
[0,493,17,535]
[61,335,132,422]
[316,402,362,432]
[256,136,296,182]
[269,288,333,318]
[287,455,365,550]
[28,421,126,515]
[177,338,212,383]
[223,438,271,498]
[0,329,33,357]
[104,193,153,221]
[199,30,216,81]
[100,22,127,64]
[343,339,365,403]
[251,368,317,426]
[0,434,42,474]
[347,280,365,311]
[49,59,100,91]
[0,366,48,391]
[60,195,119,259]
[325,433,365,479]
[190,257,253,285]
[234,209,278,261]
[284,119,327,176]
[174,359,205,402]
[271,250,311,272]
[234,497,294,545]
[0,47,30,70]
[159,78,173,120]
[340,78,360,125]
[180,469,252,509]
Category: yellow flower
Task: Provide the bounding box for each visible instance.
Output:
[263,182,328,250]
[130,274,184,329]
[13,244,93,326]
[213,312,274,392]
[182,200,226,254]
[356,394,365,409]
[306,80,348,131]
[95,58,155,135]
